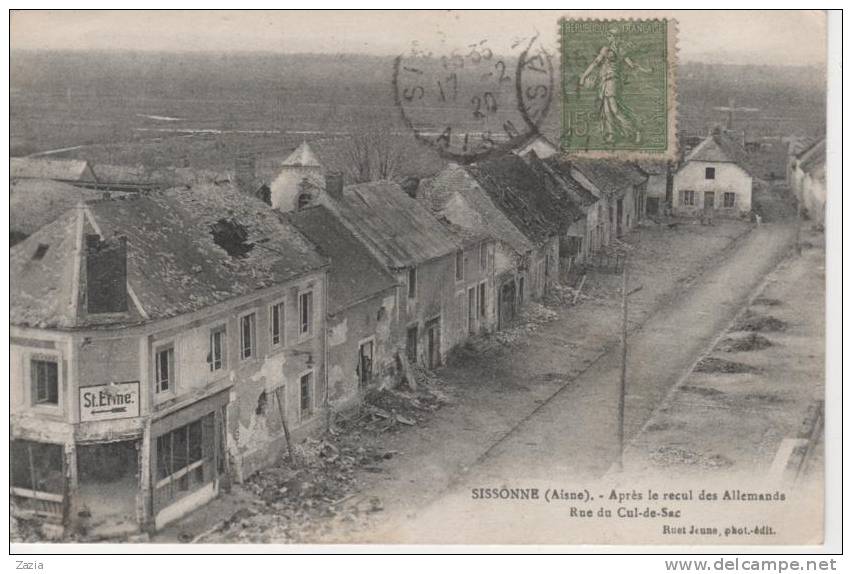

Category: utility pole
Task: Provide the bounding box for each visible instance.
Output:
[796,192,803,256]
[616,258,629,472]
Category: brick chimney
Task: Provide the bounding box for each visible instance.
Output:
[325,172,344,201]
[85,234,128,314]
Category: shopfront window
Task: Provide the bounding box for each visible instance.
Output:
[156,416,211,491]
[10,439,64,495]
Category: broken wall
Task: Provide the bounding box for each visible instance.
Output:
[326,288,397,410]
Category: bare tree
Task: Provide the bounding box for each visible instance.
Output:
[340,123,405,183]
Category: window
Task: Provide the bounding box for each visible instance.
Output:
[723,192,736,208]
[299,291,313,337]
[455,250,464,281]
[682,190,695,206]
[240,313,256,360]
[705,167,716,180]
[156,415,211,490]
[406,325,418,362]
[155,346,174,394]
[478,282,487,318]
[209,326,226,372]
[270,301,285,347]
[11,440,64,495]
[31,359,58,405]
[299,372,313,417]
[480,243,488,271]
[407,268,417,299]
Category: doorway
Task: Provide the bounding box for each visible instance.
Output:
[704,191,715,209]
[646,197,660,216]
[76,440,139,535]
[616,198,624,236]
[358,339,374,388]
[426,317,441,369]
[499,280,516,329]
[406,325,418,364]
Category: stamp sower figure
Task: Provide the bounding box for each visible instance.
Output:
[579,28,651,144]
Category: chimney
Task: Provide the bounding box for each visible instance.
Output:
[235,154,256,195]
[85,234,128,314]
[400,176,420,199]
[325,172,344,201]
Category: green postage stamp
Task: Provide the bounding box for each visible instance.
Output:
[560,19,677,158]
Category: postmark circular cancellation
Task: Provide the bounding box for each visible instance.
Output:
[393,35,554,163]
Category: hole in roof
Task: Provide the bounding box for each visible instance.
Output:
[210,218,254,258]
[33,243,49,260]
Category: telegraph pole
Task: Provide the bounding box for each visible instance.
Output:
[616,258,629,472]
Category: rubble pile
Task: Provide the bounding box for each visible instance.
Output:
[358,378,451,432]
[492,302,559,346]
[543,282,591,307]
[200,367,451,543]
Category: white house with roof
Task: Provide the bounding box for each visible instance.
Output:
[672,131,753,217]
[269,142,326,211]
[789,138,826,225]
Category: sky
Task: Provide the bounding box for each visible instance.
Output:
[10,10,827,67]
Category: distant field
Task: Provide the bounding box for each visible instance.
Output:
[10,51,827,174]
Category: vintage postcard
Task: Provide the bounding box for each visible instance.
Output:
[8,9,834,551]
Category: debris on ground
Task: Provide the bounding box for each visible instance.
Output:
[10,516,46,543]
[492,303,559,346]
[695,357,760,374]
[649,447,734,469]
[717,333,773,353]
[199,366,451,543]
[734,311,787,332]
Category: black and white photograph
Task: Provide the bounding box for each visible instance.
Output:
[6,8,841,556]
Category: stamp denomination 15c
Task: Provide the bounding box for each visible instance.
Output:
[560,19,676,158]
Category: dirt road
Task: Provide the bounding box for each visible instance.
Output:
[364,221,798,544]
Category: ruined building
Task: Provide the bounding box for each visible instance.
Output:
[10,186,329,538]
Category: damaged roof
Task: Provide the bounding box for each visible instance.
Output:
[532,155,599,209]
[324,180,459,269]
[288,205,397,315]
[11,185,327,330]
[418,164,534,255]
[568,158,648,196]
[465,154,583,246]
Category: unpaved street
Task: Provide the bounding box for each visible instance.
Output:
[360,221,798,544]
[157,218,799,545]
